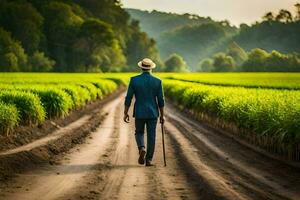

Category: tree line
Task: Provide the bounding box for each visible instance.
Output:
[0,0,161,72]
[198,42,300,72]
[1,1,300,72]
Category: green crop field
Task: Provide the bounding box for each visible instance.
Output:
[160,73,300,90]
[159,73,300,160]
[0,72,299,160]
[0,73,120,134]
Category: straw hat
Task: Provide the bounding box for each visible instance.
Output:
[138,58,156,69]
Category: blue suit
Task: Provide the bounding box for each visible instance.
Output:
[125,72,165,162]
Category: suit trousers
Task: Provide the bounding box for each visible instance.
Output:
[135,118,158,162]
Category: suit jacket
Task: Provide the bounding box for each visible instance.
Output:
[125,72,165,119]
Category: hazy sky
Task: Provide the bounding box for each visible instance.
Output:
[121,0,298,25]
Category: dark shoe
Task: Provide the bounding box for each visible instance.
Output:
[138,149,146,165]
[145,160,155,167]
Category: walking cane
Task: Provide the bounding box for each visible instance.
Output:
[161,122,167,167]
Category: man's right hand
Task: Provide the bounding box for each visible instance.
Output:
[124,114,130,123]
[160,116,165,124]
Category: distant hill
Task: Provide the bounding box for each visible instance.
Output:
[126,8,214,39]
[233,21,300,53]
[126,8,238,69]
[127,7,300,71]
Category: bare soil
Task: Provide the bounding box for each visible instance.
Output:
[0,92,299,200]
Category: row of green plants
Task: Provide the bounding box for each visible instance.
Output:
[163,79,300,161]
[0,78,118,135]
[160,72,300,90]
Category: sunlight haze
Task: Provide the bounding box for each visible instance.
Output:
[121,0,298,25]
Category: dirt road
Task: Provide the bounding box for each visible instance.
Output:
[0,92,300,200]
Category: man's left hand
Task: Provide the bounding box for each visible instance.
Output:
[124,114,130,123]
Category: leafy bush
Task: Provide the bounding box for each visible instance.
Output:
[164,54,188,72]
[212,53,236,72]
[0,91,45,124]
[92,79,118,96]
[78,83,100,100]
[59,85,90,108]
[28,88,73,118]
[30,51,55,72]
[198,59,214,72]
[0,102,18,135]
[0,28,28,71]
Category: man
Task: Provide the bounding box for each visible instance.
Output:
[124,58,165,167]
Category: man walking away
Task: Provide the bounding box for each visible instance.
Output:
[123,58,165,167]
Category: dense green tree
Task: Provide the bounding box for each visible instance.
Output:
[74,18,125,72]
[198,59,214,72]
[263,12,275,21]
[0,0,44,54]
[74,0,130,50]
[220,20,231,27]
[241,49,300,72]
[164,54,188,72]
[227,42,248,67]
[0,0,163,72]
[242,48,269,71]
[29,51,55,72]
[265,50,288,71]
[287,53,300,71]
[275,9,293,23]
[75,0,129,28]
[200,47,300,72]
[212,53,235,72]
[263,51,300,72]
[0,28,28,72]
[41,1,84,71]
[234,20,300,54]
